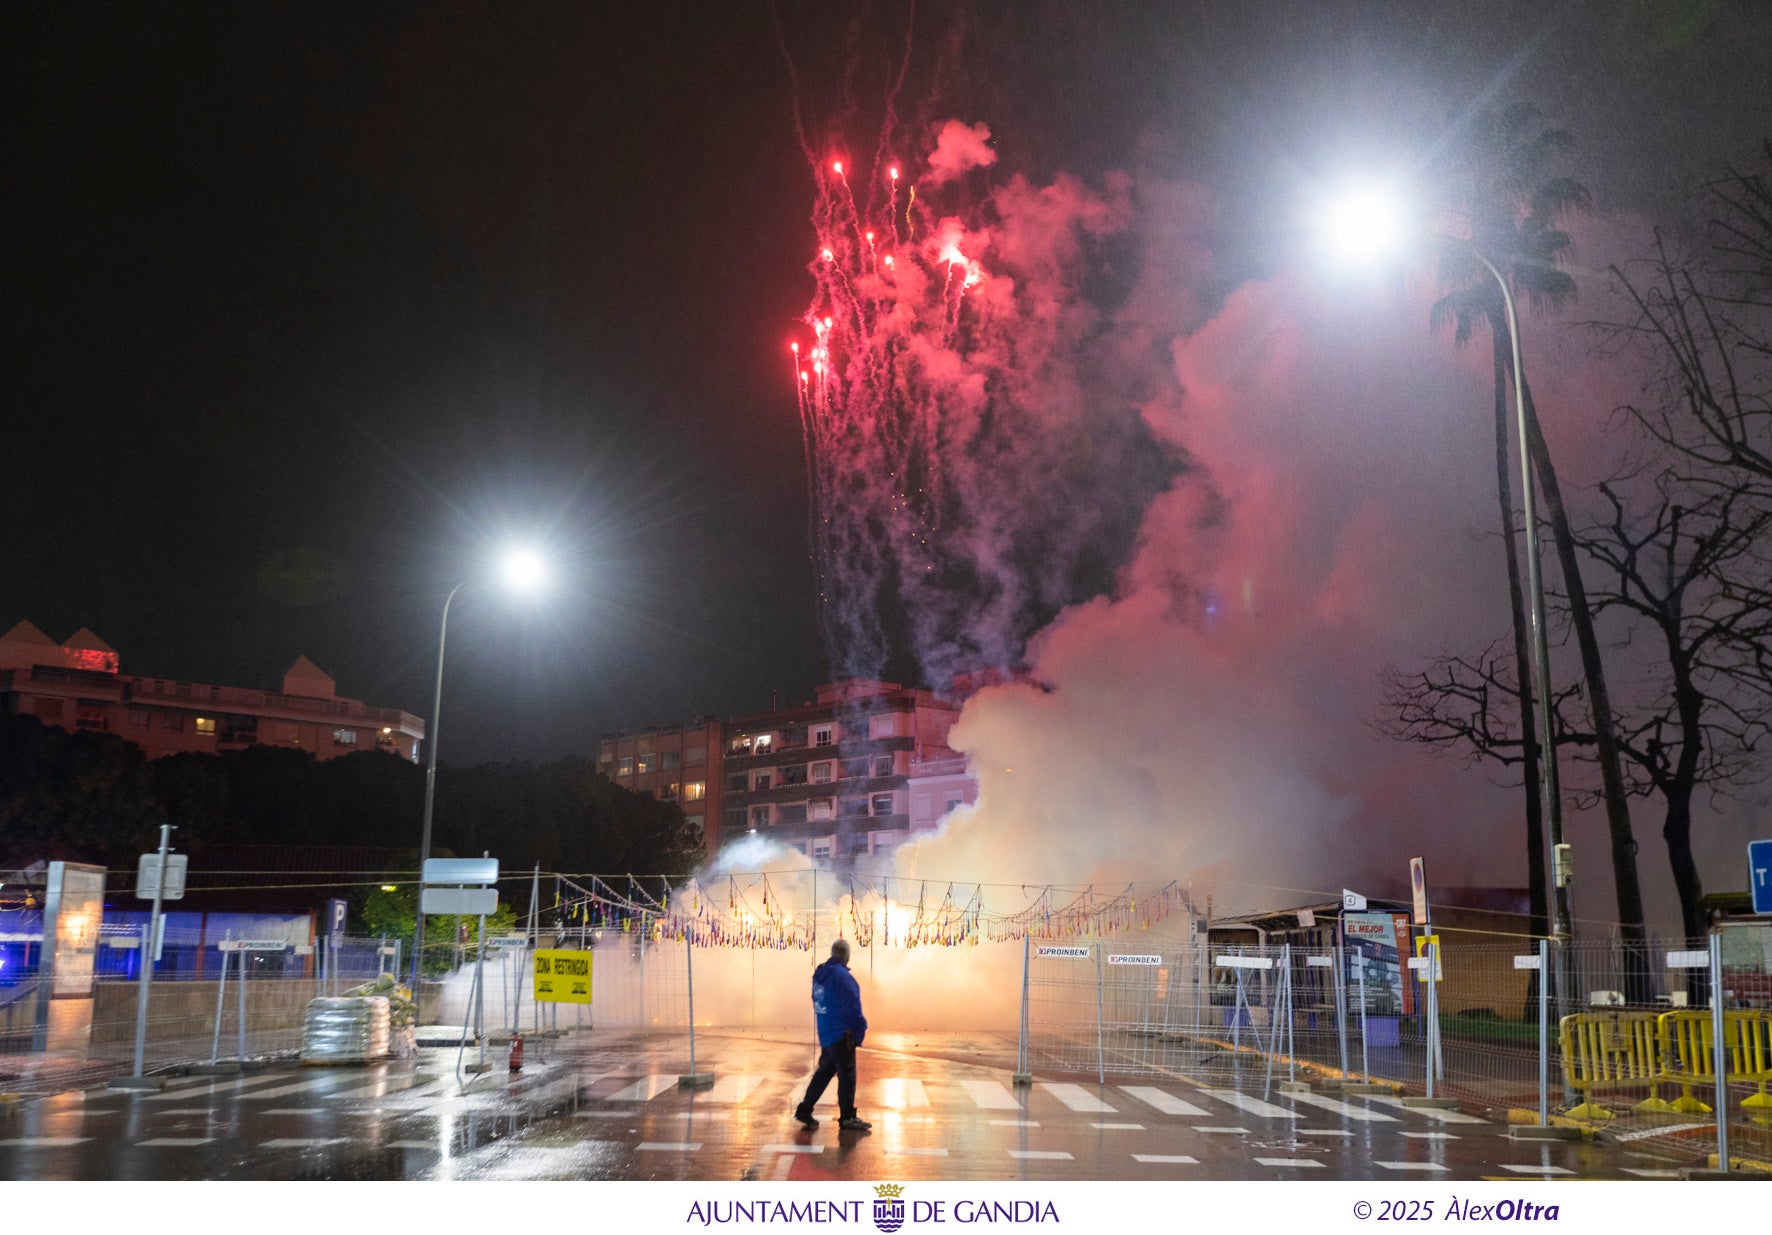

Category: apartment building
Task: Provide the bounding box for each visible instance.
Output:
[596,719,723,857]
[0,620,424,761]
[718,679,973,862]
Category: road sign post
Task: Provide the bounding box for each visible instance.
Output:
[127,826,173,1086]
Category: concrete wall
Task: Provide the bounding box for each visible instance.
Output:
[90,978,318,1045]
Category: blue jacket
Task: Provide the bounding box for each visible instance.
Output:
[811,958,866,1047]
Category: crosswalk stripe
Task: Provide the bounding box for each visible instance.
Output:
[959,1080,1021,1110]
[990,1119,1038,1126]
[762,1144,822,1154]
[1364,1096,1486,1124]
[1501,1165,1574,1175]
[145,1074,291,1101]
[1091,1122,1144,1130]
[260,1137,349,1149]
[1120,1086,1210,1117]
[638,1142,700,1152]
[879,1078,930,1109]
[1133,1154,1198,1164]
[887,1147,950,1156]
[0,1137,90,1147]
[1376,1161,1451,1172]
[606,1075,677,1103]
[243,1075,352,1101]
[1287,1092,1397,1122]
[136,1137,214,1147]
[699,1075,766,1104]
[1622,1168,1680,1179]
[1203,1089,1298,1119]
[326,1072,439,1101]
[1192,1126,1251,1134]
[1010,1150,1073,1160]
[1255,1157,1326,1168]
[1401,1131,1457,1140]
[1040,1083,1117,1113]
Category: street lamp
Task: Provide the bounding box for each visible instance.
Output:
[1320,186,1570,950]
[410,547,550,1006]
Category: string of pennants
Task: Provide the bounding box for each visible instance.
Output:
[549,873,1185,951]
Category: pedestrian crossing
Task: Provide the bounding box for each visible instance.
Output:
[0,1062,1638,1180]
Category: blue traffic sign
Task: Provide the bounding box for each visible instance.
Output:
[1752,840,1772,915]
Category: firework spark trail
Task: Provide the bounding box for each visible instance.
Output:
[791,119,1175,688]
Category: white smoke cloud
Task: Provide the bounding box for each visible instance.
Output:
[923,119,998,186]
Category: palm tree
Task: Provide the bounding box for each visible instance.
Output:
[1429,104,1649,980]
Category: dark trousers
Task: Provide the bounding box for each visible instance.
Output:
[797,1035,858,1118]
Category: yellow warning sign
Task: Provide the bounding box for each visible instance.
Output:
[533,948,593,1004]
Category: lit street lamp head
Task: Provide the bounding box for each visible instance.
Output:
[499,547,548,593]
[1320,183,1408,265]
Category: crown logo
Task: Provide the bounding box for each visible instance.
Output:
[874,1183,905,1199]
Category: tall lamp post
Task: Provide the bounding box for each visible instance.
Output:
[410,547,548,1017]
[1322,189,1571,949]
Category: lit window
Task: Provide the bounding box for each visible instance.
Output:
[195,717,216,735]
[755,734,774,751]
[333,728,359,746]
[811,836,834,860]
[811,761,833,784]
[662,750,680,771]
[660,783,679,800]
[812,725,834,747]
[75,704,108,732]
[637,752,654,773]
[730,734,752,753]
[683,781,706,801]
[617,756,633,776]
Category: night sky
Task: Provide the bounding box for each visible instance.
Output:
[5,0,1768,766]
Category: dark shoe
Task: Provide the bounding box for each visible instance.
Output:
[793,1106,819,1128]
[837,1115,872,1132]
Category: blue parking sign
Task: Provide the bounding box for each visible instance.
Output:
[1752,841,1772,915]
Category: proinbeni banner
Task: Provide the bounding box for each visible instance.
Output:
[1034,945,1091,959]
[533,948,593,1003]
[1107,954,1162,965]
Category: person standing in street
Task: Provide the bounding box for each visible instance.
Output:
[793,938,871,1132]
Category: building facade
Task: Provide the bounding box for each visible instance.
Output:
[0,621,424,762]
[596,719,724,858]
[717,679,974,862]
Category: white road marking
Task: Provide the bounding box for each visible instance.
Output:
[1616,1122,1711,1142]
[606,1075,677,1102]
[960,1080,1021,1110]
[1120,1086,1211,1117]
[1009,1150,1074,1160]
[327,1072,440,1100]
[0,1137,91,1147]
[763,1143,823,1154]
[1622,1168,1681,1178]
[990,1119,1039,1127]
[1255,1157,1326,1168]
[1204,1089,1298,1119]
[1133,1154,1199,1164]
[1402,1131,1458,1140]
[261,1108,325,1116]
[1040,1083,1117,1113]
[879,1078,931,1109]
[1364,1096,1486,1124]
[158,1108,220,1116]
[886,1147,950,1156]
[145,1075,288,1101]
[1091,1122,1145,1130]
[699,1074,766,1103]
[1192,1126,1251,1134]
[388,1141,442,1150]
[1376,1161,1451,1172]
[260,1138,349,1149]
[575,1109,639,1119]
[1501,1165,1575,1175]
[1287,1092,1397,1122]
[1296,1129,1353,1136]
[638,1142,701,1152]
[242,1075,350,1101]
[136,1137,214,1147]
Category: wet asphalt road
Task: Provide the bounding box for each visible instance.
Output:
[0,1030,1688,1181]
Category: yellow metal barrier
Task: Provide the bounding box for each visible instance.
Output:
[1558,1011,1671,1120]
[1657,1008,1772,1126]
